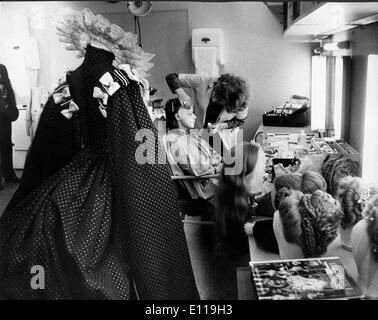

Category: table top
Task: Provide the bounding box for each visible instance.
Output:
[238,233,360,300]
[254,123,314,140]
[236,267,257,300]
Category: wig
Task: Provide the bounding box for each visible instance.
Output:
[321,155,360,196]
[278,190,341,258]
[273,171,327,209]
[364,194,378,262]
[215,142,261,245]
[336,176,372,229]
[212,73,249,113]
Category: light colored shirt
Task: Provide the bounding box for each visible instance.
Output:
[162,129,222,199]
[165,129,222,176]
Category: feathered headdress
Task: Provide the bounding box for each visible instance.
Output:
[55,8,155,78]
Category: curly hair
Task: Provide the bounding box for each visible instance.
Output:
[215,142,261,245]
[273,171,327,209]
[278,190,341,258]
[336,176,370,229]
[212,73,249,113]
[321,155,360,196]
[364,194,378,262]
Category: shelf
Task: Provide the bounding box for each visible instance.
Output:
[284,2,378,42]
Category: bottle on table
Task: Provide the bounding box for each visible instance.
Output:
[298,129,307,147]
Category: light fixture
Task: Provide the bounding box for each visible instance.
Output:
[323,41,349,51]
[362,55,378,186]
[311,56,327,131]
[314,47,324,54]
[333,56,343,139]
[314,41,350,54]
[127,1,152,47]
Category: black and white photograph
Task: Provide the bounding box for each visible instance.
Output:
[0,0,378,306]
[250,257,362,300]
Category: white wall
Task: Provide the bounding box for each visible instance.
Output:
[0,1,312,140]
[181,2,312,140]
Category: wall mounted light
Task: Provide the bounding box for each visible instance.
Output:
[333,56,344,139]
[323,41,349,51]
[311,56,327,131]
[314,47,324,54]
[362,55,378,186]
[314,41,350,54]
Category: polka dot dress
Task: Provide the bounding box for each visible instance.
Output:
[4,92,81,213]
[0,45,198,300]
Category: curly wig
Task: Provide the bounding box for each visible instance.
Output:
[364,194,378,262]
[336,176,370,229]
[321,155,360,196]
[212,73,249,113]
[273,171,327,210]
[278,190,342,258]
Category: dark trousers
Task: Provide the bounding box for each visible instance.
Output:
[0,120,16,180]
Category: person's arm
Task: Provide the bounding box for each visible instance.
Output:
[225,107,248,128]
[166,73,207,90]
[165,73,182,93]
[209,107,248,133]
[225,117,246,129]
[208,119,243,135]
[165,73,199,107]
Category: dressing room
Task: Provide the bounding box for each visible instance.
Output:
[0,1,378,302]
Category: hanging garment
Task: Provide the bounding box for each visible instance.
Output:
[4,82,82,212]
[0,64,19,181]
[25,87,49,139]
[0,64,19,123]
[0,45,199,300]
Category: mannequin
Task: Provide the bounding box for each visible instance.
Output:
[163,97,223,199]
[252,171,327,254]
[0,9,198,300]
[351,194,378,299]
[273,190,341,259]
[336,176,372,251]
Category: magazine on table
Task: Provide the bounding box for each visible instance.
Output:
[249,257,363,300]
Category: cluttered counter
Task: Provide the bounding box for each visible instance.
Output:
[241,126,362,300]
[254,128,360,193]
